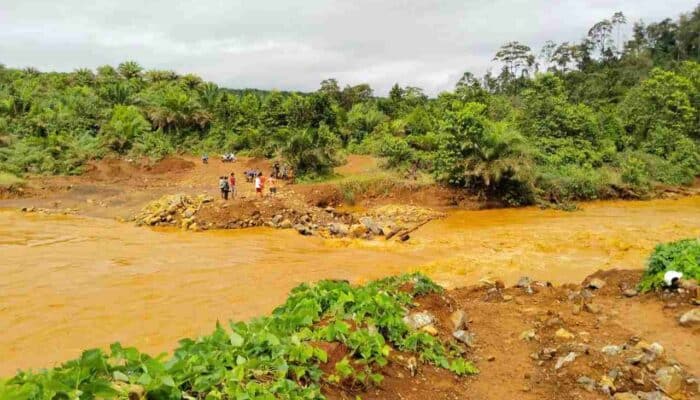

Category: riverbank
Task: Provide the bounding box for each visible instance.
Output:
[3,155,699,220]
[2,269,699,399]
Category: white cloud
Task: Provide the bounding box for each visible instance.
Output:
[0,0,697,95]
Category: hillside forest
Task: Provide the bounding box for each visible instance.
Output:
[1,5,699,205]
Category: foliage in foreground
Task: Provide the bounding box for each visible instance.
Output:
[639,238,700,292]
[0,274,476,399]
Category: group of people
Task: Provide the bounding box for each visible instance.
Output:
[204,154,287,200]
[218,170,278,200]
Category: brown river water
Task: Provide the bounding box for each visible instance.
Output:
[1,196,699,375]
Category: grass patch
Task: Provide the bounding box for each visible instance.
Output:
[1,274,476,399]
[0,172,25,188]
[639,238,700,292]
[334,172,432,205]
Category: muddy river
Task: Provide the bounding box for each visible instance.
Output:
[1,196,699,375]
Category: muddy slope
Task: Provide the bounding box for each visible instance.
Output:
[332,270,699,400]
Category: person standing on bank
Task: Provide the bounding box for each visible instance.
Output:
[229,172,236,198]
[219,176,230,200]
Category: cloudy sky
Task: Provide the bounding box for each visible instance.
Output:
[0,0,697,95]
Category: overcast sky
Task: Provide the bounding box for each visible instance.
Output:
[0,1,697,95]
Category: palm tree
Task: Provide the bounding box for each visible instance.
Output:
[144,69,178,83]
[117,61,143,80]
[461,122,533,190]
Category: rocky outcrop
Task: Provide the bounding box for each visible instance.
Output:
[132,194,213,230]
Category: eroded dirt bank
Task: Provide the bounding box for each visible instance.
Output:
[330,269,699,400]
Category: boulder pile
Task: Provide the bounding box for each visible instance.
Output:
[132,194,213,230]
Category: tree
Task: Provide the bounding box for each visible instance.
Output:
[340,84,373,110]
[433,102,533,200]
[100,105,150,153]
[493,41,535,77]
[319,78,341,102]
[677,5,700,61]
[612,12,628,56]
[551,42,575,72]
[281,124,340,177]
[619,68,696,141]
[455,72,487,102]
[588,19,613,57]
[539,40,558,71]
[117,61,143,80]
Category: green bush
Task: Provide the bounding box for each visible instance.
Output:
[535,164,613,201]
[639,238,700,292]
[1,274,476,399]
[620,154,650,190]
[0,171,24,188]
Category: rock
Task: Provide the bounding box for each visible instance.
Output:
[502,294,513,302]
[637,341,664,358]
[679,308,700,326]
[520,329,537,341]
[599,374,616,395]
[588,278,606,289]
[403,312,434,330]
[577,376,596,392]
[328,223,349,237]
[183,207,196,218]
[271,214,284,224]
[449,310,467,331]
[601,345,623,356]
[294,224,312,236]
[359,216,383,235]
[407,356,418,376]
[627,352,647,365]
[421,324,438,335]
[623,289,639,297]
[613,393,640,400]
[584,302,602,314]
[487,355,496,361]
[554,352,577,370]
[655,367,682,395]
[453,330,475,347]
[399,234,410,242]
[635,391,672,400]
[324,206,335,213]
[572,304,582,315]
[555,328,575,340]
[279,219,293,229]
[349,224,367,238]
[540,347,557,360]
[516,276,532,288]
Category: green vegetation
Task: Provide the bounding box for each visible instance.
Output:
[0,171,24,188]
[1,6,699,205]
[0,274,475,399]
[639,238,700,292]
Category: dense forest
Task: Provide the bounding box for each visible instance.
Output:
[1,5,699,205]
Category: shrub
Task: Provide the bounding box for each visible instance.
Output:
[535,164,613,201]
[1,274,476,399]
[100,105,150,153]
[0,171,24,188]
[620,154,650,190]
[639,238,700,292]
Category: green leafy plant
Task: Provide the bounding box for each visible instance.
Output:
[2,274,476,399]
[638,238,700,292]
